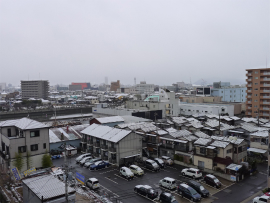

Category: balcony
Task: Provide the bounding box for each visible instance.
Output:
[247,73,252,76]
[174,145,189,152]
[263,90,270,92]
[247,101,251,103]
[87,140,93,145]
[109,147,116,153]
[247,95,251,98]
[263,96,270,98]
[101,145,108,150]
[262,78,270,81]
[247,112,251,115]
[263,72,270,75]
[81,138,87,143]
[94,142,100,148]
[263,102,270,104]
[247,79,252,82]
[263,84,270,87]
[160,143,174,149]
[109,158,117,164]
[247,84,252,87]
[247,106,252,109]
[263,107,270,110]
[101,155,108,161]
[247,90,252,93]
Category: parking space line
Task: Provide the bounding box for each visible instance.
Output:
[104,177,118,184]
[114,174,134,181]
[199,180,221,192]
[99,169,117,174]
[100,185,120,197]
[134,192,158,202]
[140,167,158,173]
[166,166,178,170]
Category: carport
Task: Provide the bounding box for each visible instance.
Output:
[121,154,141,166]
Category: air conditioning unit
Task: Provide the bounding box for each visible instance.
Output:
[5,155,9,160]
[3,151,6,155]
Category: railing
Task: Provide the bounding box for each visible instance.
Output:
[247,106,252,109]
[101,155,109,161]
[263,96,270,98]
[263,78,270,81]
[109,147,116,153]
[94,143,100,148]
[247,85,252,87]
[263,84,270,87]
[247,101,251,103]
[174,145,189,152]
[87,140,93,145]
[247,73,252,76]
[247,95,251,98]
[81,138,87,143]
[247,79,252,81]
[247,90,252,92]
[263,90,270,92]
[101,145,108,150]
[247,112,251,115]
[263,102,270,104]
[263,72,270,75]
[160,143,174,149]
[263,108,270,110]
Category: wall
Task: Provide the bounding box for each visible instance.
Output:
[92,107,133,116]
[180,104,234,116]
[211,88,247,102]
[193,155,213,170]
[49,140,81,151]
[250,141,268,150]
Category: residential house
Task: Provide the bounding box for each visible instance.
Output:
[90,116,125,127]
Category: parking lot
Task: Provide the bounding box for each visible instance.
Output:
[53,156,235,203]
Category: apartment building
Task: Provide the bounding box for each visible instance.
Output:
[246,68,270,119]
[0,118,50,172]
[21,80,49,99]
[110,80,120,92]
[81,124,142,166]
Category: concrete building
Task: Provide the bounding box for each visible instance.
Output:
[81,124,142,166]
[0,83,6,91]
[179,96,222,103]
[211,87,247,102]
[126,89,180,118]
[130,81,155,95]
[110,80,120,92]
[246,68,270,119]
[0,118,50,172]
[69,84,82,91]
[180,103,235,117]
[21,80,49,100]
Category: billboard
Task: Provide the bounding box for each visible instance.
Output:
[196,87,211,96]
[11,168,21,181]
[76,172,85,185]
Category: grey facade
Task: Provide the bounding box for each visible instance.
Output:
[81,124,142,166]
[0,118,50,172]
[21,80,49,99]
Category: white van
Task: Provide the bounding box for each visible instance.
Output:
[86,178,100,190]
[120,167,134,179]
[76,153,91,163]
[159,177,177,190]
[181,168,202,179]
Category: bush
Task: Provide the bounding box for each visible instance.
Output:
[174,154,183,162]
[42,153,53,168]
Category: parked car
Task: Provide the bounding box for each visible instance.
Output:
[186,180,209,198]
[86,178,100,190]
[129,165,144,176]
[89,161,110,171]
[134,185,158,199]
[84,158,102,168]
[76,153,91,163]
[159,177,177,190]
[253,195,269,203]
[181,168,202,179]
[204,174,221,188]
[79,156,93,166]
[153,158,165,168]
[145,159,160,171]
[161,156,174,165]
[159,192,178,203]
[264,192,270,196]
[178,183,201,202]
[119,167,134,179]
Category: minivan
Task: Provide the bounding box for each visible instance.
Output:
[178,183,201,202]
[161,156,173,165]
[159,192,178,203]
[204,174,221,188]
[186,180,209,197]
[119,167,134,179]
[153,158,165,168]
[159,177,177,190]
[145,159,160,171]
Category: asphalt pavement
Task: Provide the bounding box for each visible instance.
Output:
[52,156,267,203]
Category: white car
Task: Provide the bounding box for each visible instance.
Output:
[76,153,91,163]
[161,156,174,165]
[86,178,100,190]
[129,165,144,176]
[120,167,134,179]
[253,195,269,203]
[181,168,202,179]
[159,177,177,190]
[79,157,92,166]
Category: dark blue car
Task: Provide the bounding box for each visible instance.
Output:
[89,161,110,170]
[178,183,201,202]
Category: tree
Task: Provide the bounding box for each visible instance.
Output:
[42,152,52,168]
[13,152,24,172]
[26,151,32,169]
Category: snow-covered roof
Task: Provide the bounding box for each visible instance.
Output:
[154,130,168,135]
[81,124,132,143]
[0,117,48,130]
[210,140,230,148]
[95,116,124,124]
[241,123,268,132]
[220,116,232,121]
[171,117,187,125]
[170,130,192,138]
[241,117,257,123]
[22,175,75,201]
[165,127,177,133]
[49,130,61,143]
[230,116,240,121]
[250,131,269,138]
[188,121,204,129]
[247,147,267,153]
[194,131,210,139]
[194,138,212,146]
[226,164,242,171]
[220,123,235,131]
[205,119,221,128]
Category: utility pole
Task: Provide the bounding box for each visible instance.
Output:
[154,112,159,158]
[257,108,260,127]
[64,142,68,202]
[218,109,221,135]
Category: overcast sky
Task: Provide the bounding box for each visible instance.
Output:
[0,0,269,86]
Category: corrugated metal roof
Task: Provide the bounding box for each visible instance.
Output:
[210,140,230,148]
[96,116,124,124]
[250,130,269,138]
[81,124,131,143]
[0,118,48,130]
[194,138,212,146]
[194,131,210,139]
[22,175,75,201]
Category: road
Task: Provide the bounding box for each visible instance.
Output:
[53,156,267,203]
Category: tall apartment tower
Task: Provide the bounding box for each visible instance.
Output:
[21,80,49,100]
[246,68,270,119]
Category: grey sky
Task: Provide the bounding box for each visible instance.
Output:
[0,0,269,86]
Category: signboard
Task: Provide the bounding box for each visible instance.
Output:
[76,172,85,185]
[230,175,236,182]
[196,87,211,96]
[196,88,204,95]
[24,167,36,177]
[204,87,211,95]
[11,168,21,181]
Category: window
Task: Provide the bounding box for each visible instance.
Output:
[255,94,258,96]
[255,71,258,74]
[255,77,258,79]
[153,105,155,108]
[254,100,258,102]
[255,83,258,85]
[227,149,232,154]
[221,91,223,93]
[30,130,40,137]
[7,128,11,137]
[238,146,243,153]
[43,143,46,149]
[30,144,38,151]
[18,146,26,153]
[200,147,206,154]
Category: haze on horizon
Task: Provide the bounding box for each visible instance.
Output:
[0,0,269,87]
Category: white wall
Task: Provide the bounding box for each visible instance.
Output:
[179,104,234,116]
